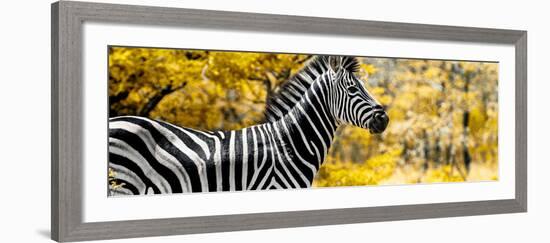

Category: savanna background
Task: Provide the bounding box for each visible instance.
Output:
[108,46,499,188]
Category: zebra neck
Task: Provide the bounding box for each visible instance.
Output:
[274,81,338,169]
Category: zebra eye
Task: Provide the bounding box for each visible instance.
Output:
[347,85,359,93]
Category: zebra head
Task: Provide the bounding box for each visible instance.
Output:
[328,56,389,134]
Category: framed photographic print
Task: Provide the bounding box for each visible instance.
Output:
[51,0,527,242]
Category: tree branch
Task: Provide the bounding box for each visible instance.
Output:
[139,81,188,117]
[108,91,130,117]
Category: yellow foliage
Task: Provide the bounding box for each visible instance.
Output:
[109,47,307,131]
[314,149,401,187]
[108,168,125,190]
[423,165,465,183]
[360,63,377,76]
[108,48,499,188]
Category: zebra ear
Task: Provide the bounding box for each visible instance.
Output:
[328,56,343,73]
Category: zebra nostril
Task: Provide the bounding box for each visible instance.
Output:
[370,112,388,133]
[378,113,389,125]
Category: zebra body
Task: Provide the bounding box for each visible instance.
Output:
[108,56,388,196]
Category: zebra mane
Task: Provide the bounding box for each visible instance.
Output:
[264,55,360,122]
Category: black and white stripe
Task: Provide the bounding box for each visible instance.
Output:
[108,56,388,195]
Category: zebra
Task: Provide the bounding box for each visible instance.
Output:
[108,55,389,196]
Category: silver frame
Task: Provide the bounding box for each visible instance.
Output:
[51,1,527,242]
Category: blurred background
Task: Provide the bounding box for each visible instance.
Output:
[108,46,498,187]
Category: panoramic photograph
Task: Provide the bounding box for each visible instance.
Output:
[106,46,499,196]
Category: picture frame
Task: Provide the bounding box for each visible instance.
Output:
[51,1,527,242]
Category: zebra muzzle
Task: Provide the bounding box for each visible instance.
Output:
[369,112,389,134]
